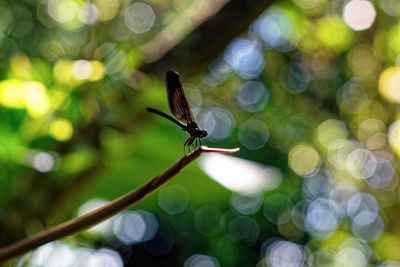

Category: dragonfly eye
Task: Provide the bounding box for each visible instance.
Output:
[201,130,208,137]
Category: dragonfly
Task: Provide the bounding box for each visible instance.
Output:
[146,70,207,151]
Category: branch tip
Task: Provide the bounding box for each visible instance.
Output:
[199,146,240,154]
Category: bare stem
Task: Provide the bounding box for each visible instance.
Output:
[0,146,239,263]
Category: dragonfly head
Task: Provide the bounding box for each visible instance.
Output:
[199,130,208,138]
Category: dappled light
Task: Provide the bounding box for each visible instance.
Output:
[2,0,400,266]
[28,242,123,267]
[200,153,282,194]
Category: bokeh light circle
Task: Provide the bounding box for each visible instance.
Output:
[236,81,270,112]
[388,120,400,155]
[124,2,155,34]
[184,254,221,267]
[197,107,235,141]
[223,38,264,79]
[229,216,260,246]
[194,205,223,236]
[238,119,269,150]
[305,198,338,239]
[158,184,189,215]
[289,144,321,176]
[113,210,159,245]
[231,192,263,215]
[265,239,305,267]
[343,0,376,31]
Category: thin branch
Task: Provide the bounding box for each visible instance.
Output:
[0,146,239,263]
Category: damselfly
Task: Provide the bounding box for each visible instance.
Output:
[146,70,207,151]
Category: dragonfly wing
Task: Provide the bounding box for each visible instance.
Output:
[166,70,194,125]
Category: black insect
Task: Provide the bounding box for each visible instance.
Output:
[146,70,207,152]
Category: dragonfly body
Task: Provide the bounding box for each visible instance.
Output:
[184,121,207,147]
[146,70,207,151]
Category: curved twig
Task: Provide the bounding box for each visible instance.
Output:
[0,146,239,262]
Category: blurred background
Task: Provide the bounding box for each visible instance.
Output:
[1,0,400,266]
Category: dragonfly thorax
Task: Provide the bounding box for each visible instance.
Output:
[186,122,207,138]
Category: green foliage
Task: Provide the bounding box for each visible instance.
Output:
[2,0,400,266]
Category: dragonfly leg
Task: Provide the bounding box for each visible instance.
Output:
[192,138,197,150]
[193,138,197,149]
[183,138,190,153]
[187,137,195,152]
